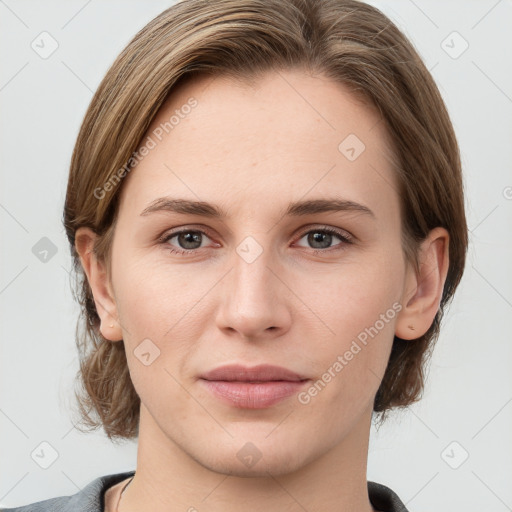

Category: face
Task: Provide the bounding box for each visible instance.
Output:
[101,69,414,476]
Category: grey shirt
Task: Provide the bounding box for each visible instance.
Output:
[1,470,410,512]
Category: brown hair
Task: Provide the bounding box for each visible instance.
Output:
[63,0,468,441]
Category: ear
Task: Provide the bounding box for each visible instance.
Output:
[74,227,123,342]
[395,227,450,340]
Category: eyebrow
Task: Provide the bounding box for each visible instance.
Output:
[139,197,375,219]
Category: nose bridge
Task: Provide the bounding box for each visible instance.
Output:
[233,236,272,298]
[217,232,288,337]
[232,233,277,306]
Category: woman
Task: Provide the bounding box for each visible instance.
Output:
[3,0,467,511]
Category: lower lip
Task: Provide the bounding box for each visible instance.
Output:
[200,379,309,409]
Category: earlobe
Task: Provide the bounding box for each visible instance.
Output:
[395,227,450,340]
[74,227,123,342]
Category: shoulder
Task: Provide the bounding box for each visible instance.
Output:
[368,480,410,512]
[0,471,136,512]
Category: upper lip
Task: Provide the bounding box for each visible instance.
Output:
[200,364,308,382]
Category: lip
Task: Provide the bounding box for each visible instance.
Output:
[200,364,308,382]
[199,364,310,409]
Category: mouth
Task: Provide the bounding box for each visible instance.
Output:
[199,364,310,409]
[200,363,308,382]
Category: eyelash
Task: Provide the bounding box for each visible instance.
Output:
[158,225,354,257]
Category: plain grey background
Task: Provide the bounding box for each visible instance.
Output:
[1,0,511,510]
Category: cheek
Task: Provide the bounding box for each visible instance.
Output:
[114,238,402,356]
[112,252,201,334]
[293,252,402,404]
[114,241,403,347]
[111,255,211,391]
[297,250,402,341]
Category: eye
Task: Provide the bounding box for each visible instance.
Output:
[159,225,354,257]
[294,226,353,254]
[159,228,215,256]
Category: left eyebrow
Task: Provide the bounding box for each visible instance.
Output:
[139,197,375,220]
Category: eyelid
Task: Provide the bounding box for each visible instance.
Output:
[294,224,354,243]
[158,224,216,243]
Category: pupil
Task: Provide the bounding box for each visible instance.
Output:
[310,231,331,249]
[180,232,201,249]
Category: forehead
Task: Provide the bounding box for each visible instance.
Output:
[118,69,399,222]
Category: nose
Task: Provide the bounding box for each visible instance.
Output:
[215,243,292,341]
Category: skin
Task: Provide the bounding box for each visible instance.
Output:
[76,69,449,512]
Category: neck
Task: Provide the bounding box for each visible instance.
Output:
[120,404,377,512]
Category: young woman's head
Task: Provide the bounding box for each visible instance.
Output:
[64,0,467,471]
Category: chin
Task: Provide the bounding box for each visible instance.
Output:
[191,435,314,478]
